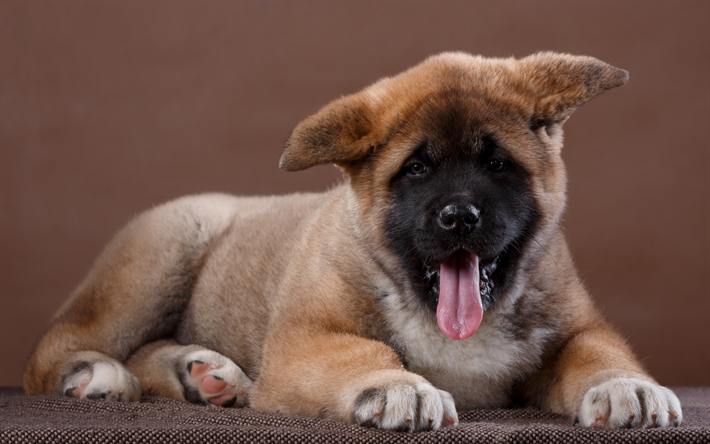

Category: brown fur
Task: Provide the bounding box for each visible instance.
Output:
[24,52,680,431]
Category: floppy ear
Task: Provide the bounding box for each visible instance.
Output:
[279,92,380,172]
[517,52,629,129]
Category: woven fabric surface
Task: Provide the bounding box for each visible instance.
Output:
[1,387,708,443]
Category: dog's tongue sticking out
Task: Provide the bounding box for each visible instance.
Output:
[437,250,483,340]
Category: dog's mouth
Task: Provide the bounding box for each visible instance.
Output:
[422,250,499,340]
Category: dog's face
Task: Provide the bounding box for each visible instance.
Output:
[281,52,627,339]
[382,101,540,320]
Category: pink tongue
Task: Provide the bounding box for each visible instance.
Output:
[436,250,483,340]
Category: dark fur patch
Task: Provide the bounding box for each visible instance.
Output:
[353,387,384,427]
[504,289,553,341]
[61,361,92,396]
[636,386,648,425]
[383,97,540,314]
[69,361,92,377]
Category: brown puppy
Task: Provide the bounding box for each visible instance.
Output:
[24,52,682,431]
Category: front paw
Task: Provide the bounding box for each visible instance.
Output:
[62,359,141,402]
[577,378,682,429]
[352,370,458,432]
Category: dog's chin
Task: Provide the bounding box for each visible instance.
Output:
[418,247,507,313]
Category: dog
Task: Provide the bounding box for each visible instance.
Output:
[24,52,682,431]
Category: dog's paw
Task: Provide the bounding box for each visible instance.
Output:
[180,349,251,407]
[577,378,682,429]
[62,360,141,402]
[353,373,458,432]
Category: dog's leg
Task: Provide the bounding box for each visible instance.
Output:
[23,195,235,400]
[530,324,683,429]
[252,328,458,432]
[125,340,251,407]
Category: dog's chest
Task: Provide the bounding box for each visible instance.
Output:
[382,293,550,409]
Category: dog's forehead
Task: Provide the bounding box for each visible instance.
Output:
[373,82,539,170]
[369,55,536,144]
[355,52,610,181]
[408,91,517,147]
[369,53,530,117]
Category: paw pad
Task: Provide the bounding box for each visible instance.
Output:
[180,350,251,408]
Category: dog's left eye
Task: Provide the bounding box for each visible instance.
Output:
[407,163,427,176]
[487,158,507,172]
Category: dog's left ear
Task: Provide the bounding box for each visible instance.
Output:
[280,92,381,172]
[518,52,629,128]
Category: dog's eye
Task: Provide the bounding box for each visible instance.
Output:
[407,163,427,176]
[487,159,507,173]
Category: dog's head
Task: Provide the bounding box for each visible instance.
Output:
[281,52,627,340]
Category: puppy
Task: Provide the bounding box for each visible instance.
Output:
[24,52,682,431]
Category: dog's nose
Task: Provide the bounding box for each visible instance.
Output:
[437,204,480,233]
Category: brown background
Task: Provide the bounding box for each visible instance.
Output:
[1,2,708,388]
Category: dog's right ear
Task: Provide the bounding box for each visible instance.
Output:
[280,92,381,172]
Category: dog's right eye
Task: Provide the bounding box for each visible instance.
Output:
[407,163,427,176]
[487,158,507,173]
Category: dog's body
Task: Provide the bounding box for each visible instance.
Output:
[24,52,682,431]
